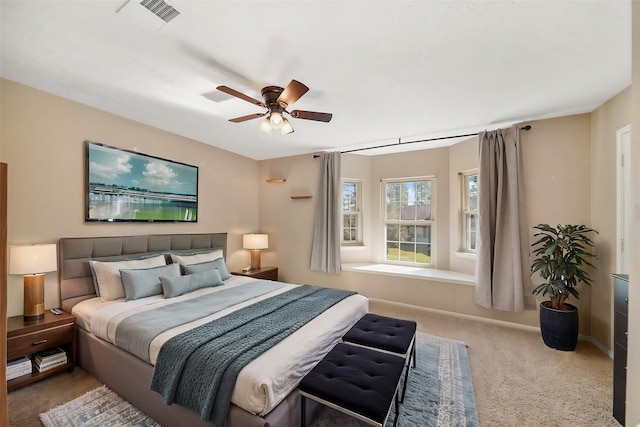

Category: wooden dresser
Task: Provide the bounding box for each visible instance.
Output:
[6,311,76,391]
[612,273,629,425]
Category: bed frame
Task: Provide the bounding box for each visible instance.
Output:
[58,233,321,427]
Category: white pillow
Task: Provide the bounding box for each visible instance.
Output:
[170,249,224,265]
[89,254,167,301]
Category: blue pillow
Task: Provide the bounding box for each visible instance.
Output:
[181,258,231,280]
[160,269,223,298]
[89,254,166,297]
[120,263,180,301]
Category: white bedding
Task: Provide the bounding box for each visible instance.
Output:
[72,275,368,415]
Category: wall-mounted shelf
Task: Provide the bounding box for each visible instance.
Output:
[290,195,313,200]
[266,179,286,184]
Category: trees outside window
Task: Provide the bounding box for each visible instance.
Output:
[384,179,434,265]
[342,180,361,245]
[461,172,478,252]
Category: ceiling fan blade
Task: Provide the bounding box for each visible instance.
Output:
[228,112,267,123]
[277,80,309,107]
[217,85,266,108]
[290,110,333,123]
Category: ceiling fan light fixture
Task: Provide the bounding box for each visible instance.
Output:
[218,79,332,135]
[259,117,272,134]
[269,111,283,129]
[280,118,294,135]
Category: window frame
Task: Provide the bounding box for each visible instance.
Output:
[381,176,436,267]
[460,170,478,254]
[341,179,363,246]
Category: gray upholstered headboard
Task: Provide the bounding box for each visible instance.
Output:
[58,233,227,312]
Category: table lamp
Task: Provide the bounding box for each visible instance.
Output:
[9,244,57,320]
[243,234,268,270]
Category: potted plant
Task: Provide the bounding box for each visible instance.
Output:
[530,223,598,351]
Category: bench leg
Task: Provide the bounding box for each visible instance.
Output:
[400,336,416,403]
[412,337,417,368]
[301,395,306,427]
[393,388,400,427]
[401,361,411,403]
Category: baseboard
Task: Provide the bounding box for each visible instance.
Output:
[369,298,613,357]
[583,336,613,359]
[369,298,541,333]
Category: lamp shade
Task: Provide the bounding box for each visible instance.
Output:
[280,118,294,135]
[9,244,57,275]
[243,234,268,250]
[259,118,273,134]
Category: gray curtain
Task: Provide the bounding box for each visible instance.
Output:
[310,151,342,274]
[474,126,534,312]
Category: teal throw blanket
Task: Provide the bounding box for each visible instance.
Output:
[150,285,356,426]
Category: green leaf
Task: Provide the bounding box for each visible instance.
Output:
[530,223,597,301]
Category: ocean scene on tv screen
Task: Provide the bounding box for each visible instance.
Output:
[87,142,198,222]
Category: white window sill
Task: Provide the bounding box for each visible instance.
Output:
[341,263,475,286]
[341,245,366,250]
[455,251,477,260]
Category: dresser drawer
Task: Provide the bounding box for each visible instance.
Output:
[613,373,626,425]
[613,342,627,375]
[614,280,629,315]
[7,322,75,360]
[614,310,628,349]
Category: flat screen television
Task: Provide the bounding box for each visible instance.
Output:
[85,141,198,222]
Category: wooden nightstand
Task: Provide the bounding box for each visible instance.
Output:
[232,266,278,281]
[6,311,76,391]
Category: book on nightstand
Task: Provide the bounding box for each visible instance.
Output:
[7,356,32,380]
[34,347,68,372]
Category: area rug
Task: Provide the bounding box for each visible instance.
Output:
[39,333,478,427]
[310,332,479,427]
[40,385,159,427]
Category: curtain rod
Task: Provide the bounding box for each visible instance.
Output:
[313,125,532,158]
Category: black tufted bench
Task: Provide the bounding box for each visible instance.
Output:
[342,313,417,401]
[299,343,405,427]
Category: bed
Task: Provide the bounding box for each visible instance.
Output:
[58,233,368,427]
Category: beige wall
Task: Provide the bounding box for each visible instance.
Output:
[0,79,260,317]
[625,2,640,424]
[590,87,632,351]
[523,115,594,335]
[257,154,321,279]
[449,137,478,276]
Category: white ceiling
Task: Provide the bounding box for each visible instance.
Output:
[0,1,631,160]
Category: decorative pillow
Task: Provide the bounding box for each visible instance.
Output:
[181,258,231,281]
[169,249,224,266]
[89,254,166,301]
[160,269,223,298]
[120,263,180,301]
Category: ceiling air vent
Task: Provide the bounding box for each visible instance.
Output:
[140,0,180,23]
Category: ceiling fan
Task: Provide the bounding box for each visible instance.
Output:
[216,79,332,135]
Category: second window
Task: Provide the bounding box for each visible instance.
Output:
[383,178,435,265]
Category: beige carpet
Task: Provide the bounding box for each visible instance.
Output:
[8,366,102,427]
[8,300,619,427]
[371,301,619,427]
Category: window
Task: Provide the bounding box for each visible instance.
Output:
[383,178,434,265]
[461,171,478,252]
[342,180,362,245]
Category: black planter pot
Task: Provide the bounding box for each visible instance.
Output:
[539,301,579,351]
